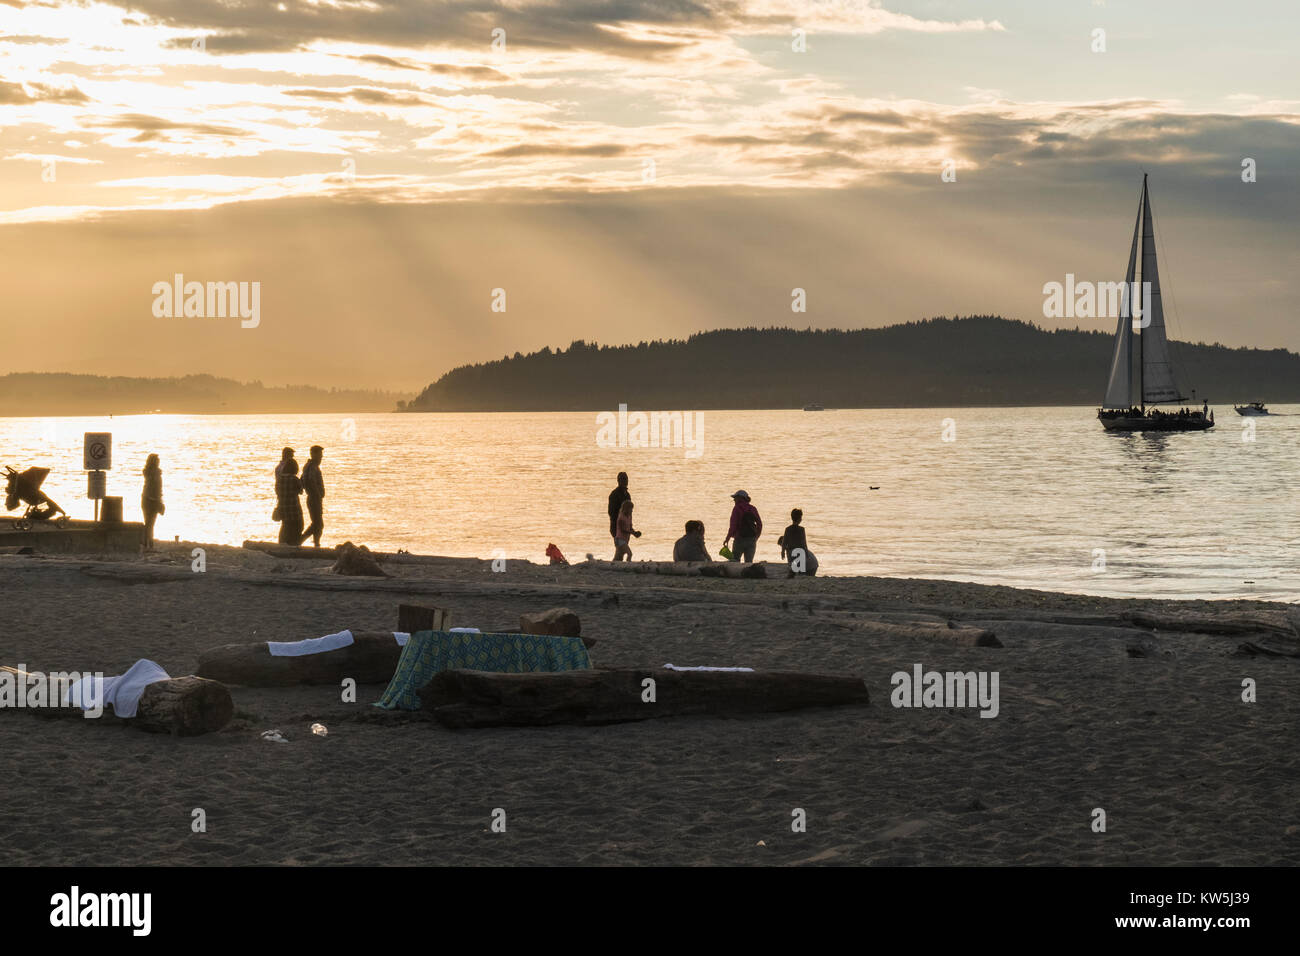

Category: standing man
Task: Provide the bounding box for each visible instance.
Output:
[299,445,325,548]
[723,490,762,563]
[607,472,630,541]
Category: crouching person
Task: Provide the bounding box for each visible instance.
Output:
[779,509,818,576]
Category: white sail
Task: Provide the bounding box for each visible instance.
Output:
[1102,191,1141,408]
[1138,178,1186,404]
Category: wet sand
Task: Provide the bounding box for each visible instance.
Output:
[1,543,1296,866]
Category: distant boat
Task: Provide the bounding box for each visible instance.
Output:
[1234,402,1269,416]
[1097,175,1213,432]
[803,402,825,411]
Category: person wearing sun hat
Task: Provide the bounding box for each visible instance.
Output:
[722,490,762,563]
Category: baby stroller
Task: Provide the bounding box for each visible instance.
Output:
[5,465,69,531]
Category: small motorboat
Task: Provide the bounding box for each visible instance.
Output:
[802,402,825,411]
[1234,402,1269,416]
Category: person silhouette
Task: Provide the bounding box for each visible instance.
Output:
[140,454,164,550]
[607,472,630,540]
[299,445,325,547]
[275,447,303,545]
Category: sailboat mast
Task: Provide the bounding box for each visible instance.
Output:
[1139,174,1146,414]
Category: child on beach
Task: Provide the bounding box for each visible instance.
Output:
[779,508,818,576]
[613,499,639,561]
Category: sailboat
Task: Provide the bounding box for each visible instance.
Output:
[1097,175,1213,432]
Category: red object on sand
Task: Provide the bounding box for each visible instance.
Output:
[545,543,569,566]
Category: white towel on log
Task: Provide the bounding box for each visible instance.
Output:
[65,659,171,718]
[394,632,410,646]
[267,630,355,657]
[449,627,481,634]
[662,663,755,672]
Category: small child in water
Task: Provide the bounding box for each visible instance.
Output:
[613,499,639,561]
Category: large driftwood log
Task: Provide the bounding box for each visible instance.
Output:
[699,562,771,579]
[584,559,705,576]
[585,559,774,579]
[0,666,231,736]
[133,676,234,735]
[240,540,338,559]
[196,631,404,686]
[419,668,870,728]
[842,619,1002,647]
[1123,610,1298,638]
[241,541,478,568]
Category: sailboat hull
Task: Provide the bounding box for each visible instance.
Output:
[1098,412,1214,432]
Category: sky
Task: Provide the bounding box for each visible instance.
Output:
[1,0,1297,390]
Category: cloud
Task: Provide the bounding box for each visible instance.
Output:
[0,34,66,45]
[96,113,248,143]
[283,86,430,106]
[482,142,631,158]
[0,79,88,103]
[107,0,1004,58]
[2,152,103,165]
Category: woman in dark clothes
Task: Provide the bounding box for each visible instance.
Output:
[141,454,164,550]
[275,448,304,545]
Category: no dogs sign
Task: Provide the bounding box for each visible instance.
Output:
[84,433,112,470]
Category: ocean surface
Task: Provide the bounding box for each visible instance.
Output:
[3,407,1297,601]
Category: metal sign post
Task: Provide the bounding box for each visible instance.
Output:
[84,433,111,522]
[88,470,106,521]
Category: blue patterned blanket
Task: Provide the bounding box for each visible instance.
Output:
[373,630,592,710]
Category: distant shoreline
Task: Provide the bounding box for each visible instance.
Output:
[7,400,1281,417]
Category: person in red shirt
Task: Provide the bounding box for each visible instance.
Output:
[722,490,762,563]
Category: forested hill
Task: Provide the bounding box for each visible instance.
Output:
[0,373,408,416]
[406,317,1300,411]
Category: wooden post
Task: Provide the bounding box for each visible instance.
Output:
[397,604,452,634]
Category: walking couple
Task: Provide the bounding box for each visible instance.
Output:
[274,445,326,547]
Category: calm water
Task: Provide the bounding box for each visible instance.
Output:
[3,408,1298,601]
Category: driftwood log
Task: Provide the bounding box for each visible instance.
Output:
[699,562,771,579]
[587,560,706,576]
[241,540,474,568]
[197,604,452,686]
[586,559,774,579]
[1123,610,1299,638]
[842,619,1002,647]
[419,667,870,728]
[240,540,338,559]
[196,630,405,686]
[0,666,232,736]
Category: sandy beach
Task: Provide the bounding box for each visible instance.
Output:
[1,542,1296,867]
